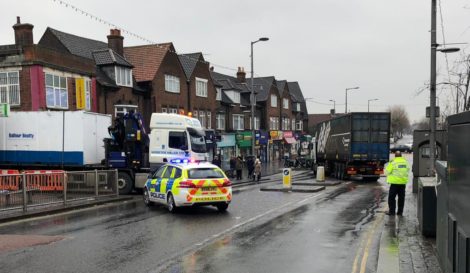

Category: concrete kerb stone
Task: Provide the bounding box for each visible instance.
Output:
[292,181,342,187]
[0,196,134,224]
[260,185,325,193]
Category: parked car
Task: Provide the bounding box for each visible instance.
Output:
[390,144,412,153]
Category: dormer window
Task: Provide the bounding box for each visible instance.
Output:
[296,103,300,111]
[115,66,132,87]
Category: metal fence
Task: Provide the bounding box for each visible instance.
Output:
[0,170,118,213]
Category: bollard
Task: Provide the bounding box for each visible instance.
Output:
[282,168,292,191]
[316,166,325,182]
[95,169,99,196]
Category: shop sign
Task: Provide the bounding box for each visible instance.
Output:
[236,132,252,147]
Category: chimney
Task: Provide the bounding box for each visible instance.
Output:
[210,66,214,72]
[236,67,246,83]
[13,16,34,47]
[107,29,124,55]
[330,108,336,115]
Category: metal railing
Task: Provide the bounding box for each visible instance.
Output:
[0,169,118,213]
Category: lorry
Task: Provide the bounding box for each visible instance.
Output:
[313,112,391,181]
[0,106,209,194]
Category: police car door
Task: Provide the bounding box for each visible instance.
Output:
[159,166,174,202]
[149,166,166,202]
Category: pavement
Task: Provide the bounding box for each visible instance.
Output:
[377,175,442,272]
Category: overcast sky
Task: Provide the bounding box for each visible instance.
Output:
[1,0,470,122]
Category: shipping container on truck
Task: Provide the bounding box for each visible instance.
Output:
[313,112,390,181]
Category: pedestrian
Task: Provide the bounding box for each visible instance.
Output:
[235,156,243,180]
[212,155,221,168]
[254,156,262,182]
[246,156,254,180]
[385,151,410,216]
[229,156,236,178]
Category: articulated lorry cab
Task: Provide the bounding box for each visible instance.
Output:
[313,112,391,181]
[106,110,209,194]
[148,113,208,167]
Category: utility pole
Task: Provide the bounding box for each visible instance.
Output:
[429,0,437,175]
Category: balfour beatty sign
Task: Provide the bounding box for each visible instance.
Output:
[8,133,34,139]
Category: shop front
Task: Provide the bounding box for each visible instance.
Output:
[269,130,283,161]
[283,131,296,158]
[216,133,236,171]
[236,131,252,157]
[256,130,269,162]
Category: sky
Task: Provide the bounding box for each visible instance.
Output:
[1,0,470,122]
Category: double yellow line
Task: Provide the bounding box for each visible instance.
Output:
[351,212,384,273]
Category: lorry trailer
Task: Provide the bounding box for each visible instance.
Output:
[313,112,391,181]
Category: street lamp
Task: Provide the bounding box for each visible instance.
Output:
[345,87,359,113]
[367,98,378,112]
[429,0,460,175]
[251,37,269,156]
[329,99,336,113]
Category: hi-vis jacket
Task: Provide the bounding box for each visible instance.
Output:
[385,157,410,185]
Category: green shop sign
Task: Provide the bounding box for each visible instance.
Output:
[236,132,252,147]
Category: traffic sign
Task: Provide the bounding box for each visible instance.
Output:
[282,168,292,190]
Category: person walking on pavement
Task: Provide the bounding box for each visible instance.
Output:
[385,151,410,216]
[254,156,262,182]
[235,156,243,180]
[229,156,236,178]
[246,156,255,180]
[212,155,221,168]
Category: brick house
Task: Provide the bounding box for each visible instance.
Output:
[124,43,187,126]
[287,82,309,132]
[178,53,216,129]
[38,27,145,116]
[0,17,98,112]
[276,80,294,131]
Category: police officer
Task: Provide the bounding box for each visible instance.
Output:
[385,151,410,216]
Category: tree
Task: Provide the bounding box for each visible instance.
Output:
[387,105,410,139]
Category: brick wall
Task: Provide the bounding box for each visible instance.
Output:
[188,60,217,129]
[265,87,281,130]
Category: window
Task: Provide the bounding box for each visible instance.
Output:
[283,98,289,109]
[169,131,187,150]
[196,77,208,97]
[216,114,225,130]
[162,166,173,178]
[249,116,260,130]
[199,111,206,128]
[216,87,222,101]
[173,168,182,179]
[282,118,290,130]
[45,73,68,109]
[188,168,225,179]
[165,74,180,93]
[296,103,300,111]
[226,90,240,104]
[115,66,132,87]
[162,107,167,113]
[296,121,303,131]
[233,114,244,130]
[207,112,211,129]
[85,79,91,111]
[270,117,279,130]
[271,94,277,107]
[152,166,166,178]
[169,107,178,114]
[0,71,20,106]
[292,119,295,130]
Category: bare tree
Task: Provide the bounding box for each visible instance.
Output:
[387,105,411,139]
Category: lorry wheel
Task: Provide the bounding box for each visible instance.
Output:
[117,172,133,195]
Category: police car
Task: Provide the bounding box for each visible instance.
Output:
[143,160,232,213]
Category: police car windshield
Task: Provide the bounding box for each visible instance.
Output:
[187,128,207,153]
[188,168,224,179]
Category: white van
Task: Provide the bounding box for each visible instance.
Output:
[149,113,208,168]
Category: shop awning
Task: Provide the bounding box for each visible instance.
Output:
[284,137,296,144]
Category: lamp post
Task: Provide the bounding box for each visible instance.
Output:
[329,99,336,113]
[429,0,460,175]
[345,87,359,113]
[367,98,378,112]
[251,37,269,156]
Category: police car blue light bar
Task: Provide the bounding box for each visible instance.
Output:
[170,158,193,164]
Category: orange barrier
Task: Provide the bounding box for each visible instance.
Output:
[0,170,20,191]
[25,170,65,191]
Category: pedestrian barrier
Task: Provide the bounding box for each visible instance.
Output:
[0,169,118,213]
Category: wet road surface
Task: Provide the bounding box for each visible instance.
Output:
[0,171,387,273]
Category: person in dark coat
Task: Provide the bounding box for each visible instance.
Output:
[212,155,221,168]
[246,156,255,180]
[235,156,243,180]
[229,156,236,178]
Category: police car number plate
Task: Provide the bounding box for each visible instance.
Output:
[201,187,217,191]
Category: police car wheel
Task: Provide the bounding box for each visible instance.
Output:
[216,203,229,212]
[167,193,177,213]
[143,188,152,206]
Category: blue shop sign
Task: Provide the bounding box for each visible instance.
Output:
[256,130,269,145]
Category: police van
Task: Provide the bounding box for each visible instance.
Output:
[143,161,232,212]
[149,113,209,169]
